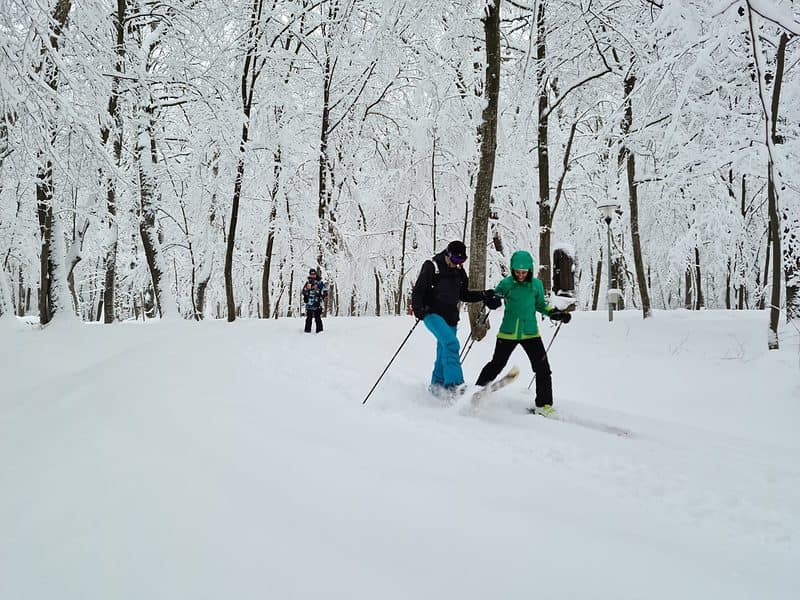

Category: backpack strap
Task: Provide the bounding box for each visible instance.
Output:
[427,257,440,290]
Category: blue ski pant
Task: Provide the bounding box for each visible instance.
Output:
[423,314,464,387]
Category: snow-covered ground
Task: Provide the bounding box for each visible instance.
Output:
[1,310,798,599]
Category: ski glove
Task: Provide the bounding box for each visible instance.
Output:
[483,290,502,310]
[549,309,572,324]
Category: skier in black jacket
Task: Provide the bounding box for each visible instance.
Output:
[411,240,500,397]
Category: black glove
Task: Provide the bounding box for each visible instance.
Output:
[414,306,428,320]
[483,290,502,310]
[549,309,572,324]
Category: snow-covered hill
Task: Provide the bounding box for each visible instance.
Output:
[1,311,798,599]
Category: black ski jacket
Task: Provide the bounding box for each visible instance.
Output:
[411,251,485,325]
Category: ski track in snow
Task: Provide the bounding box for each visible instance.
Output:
[382,383,797,552]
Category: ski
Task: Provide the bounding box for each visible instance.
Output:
[470,365,520,408]
[526,407,632,438]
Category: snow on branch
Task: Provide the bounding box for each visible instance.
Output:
[506,0,534,10]
[747,0,800,36]
[543,21,612,120]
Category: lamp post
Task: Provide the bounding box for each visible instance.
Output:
[598,202,620,322]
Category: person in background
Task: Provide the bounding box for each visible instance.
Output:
[475,250,571,416]
[411,240,500,398]
[302,268,328,333]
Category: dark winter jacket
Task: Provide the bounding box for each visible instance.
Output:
[494,250,553,339]
[411,251,485,325]
[302,278,327,310]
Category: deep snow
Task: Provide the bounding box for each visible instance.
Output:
[1,310,798,599]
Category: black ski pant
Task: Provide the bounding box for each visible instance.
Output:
[304,308,323,333]
[476,336,552,407]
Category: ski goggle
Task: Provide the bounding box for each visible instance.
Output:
[447,252,467,264]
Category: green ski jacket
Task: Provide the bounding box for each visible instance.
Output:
[494,250,554,340]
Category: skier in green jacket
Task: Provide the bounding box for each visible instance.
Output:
[475,250,572,415]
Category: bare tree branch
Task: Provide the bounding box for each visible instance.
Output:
[543,21,612,119]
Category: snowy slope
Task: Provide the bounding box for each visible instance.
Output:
[0,311,798,599]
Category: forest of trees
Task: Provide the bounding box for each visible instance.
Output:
[0,0,798,348]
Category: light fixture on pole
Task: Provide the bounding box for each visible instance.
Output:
[597,202,620,322]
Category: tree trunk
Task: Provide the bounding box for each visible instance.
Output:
[287,267,295,318]
[684,268,692,309]
[224,121,249,323]
[272,284,284,318]
[225,0,263,322]
[277,195,296,317]
[36,159,56,325]
[431,135,438,252]
[619,72,651,318]
[534,0,552,293]
[17,266,25,316]
[95,290,104,322]
[767,165,781,347]
[261,147,281,319]
[195,277,210,318]
[490,195,505,264]
[0,268,13,317]
[770,33,799,323]
[35,0,73,326]
[783,213,800,321]
[725,259,732,310]
[65,217,89,317]
[467,0,501,339]
[100,0,126,324]
[262,200,277,319]
[737,173,747,310]
[195,154,219,319]
[136,118,171,318]
[317,53,333,268]
[757,225,769,310]
[17,266,25,317]
[396,197,412,315]
[374,270,381,316]
[694,247,705,310]
[611,258,625,310]
[746,5,783,347]
[591,258,602,311]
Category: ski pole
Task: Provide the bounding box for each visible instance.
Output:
[460,309,492,364]
[527,321,563,390]
[459,336,476,363]
[459,312,480,360]
[459,324,478,362]
[459,311,486,360]
[362,319,421,405]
